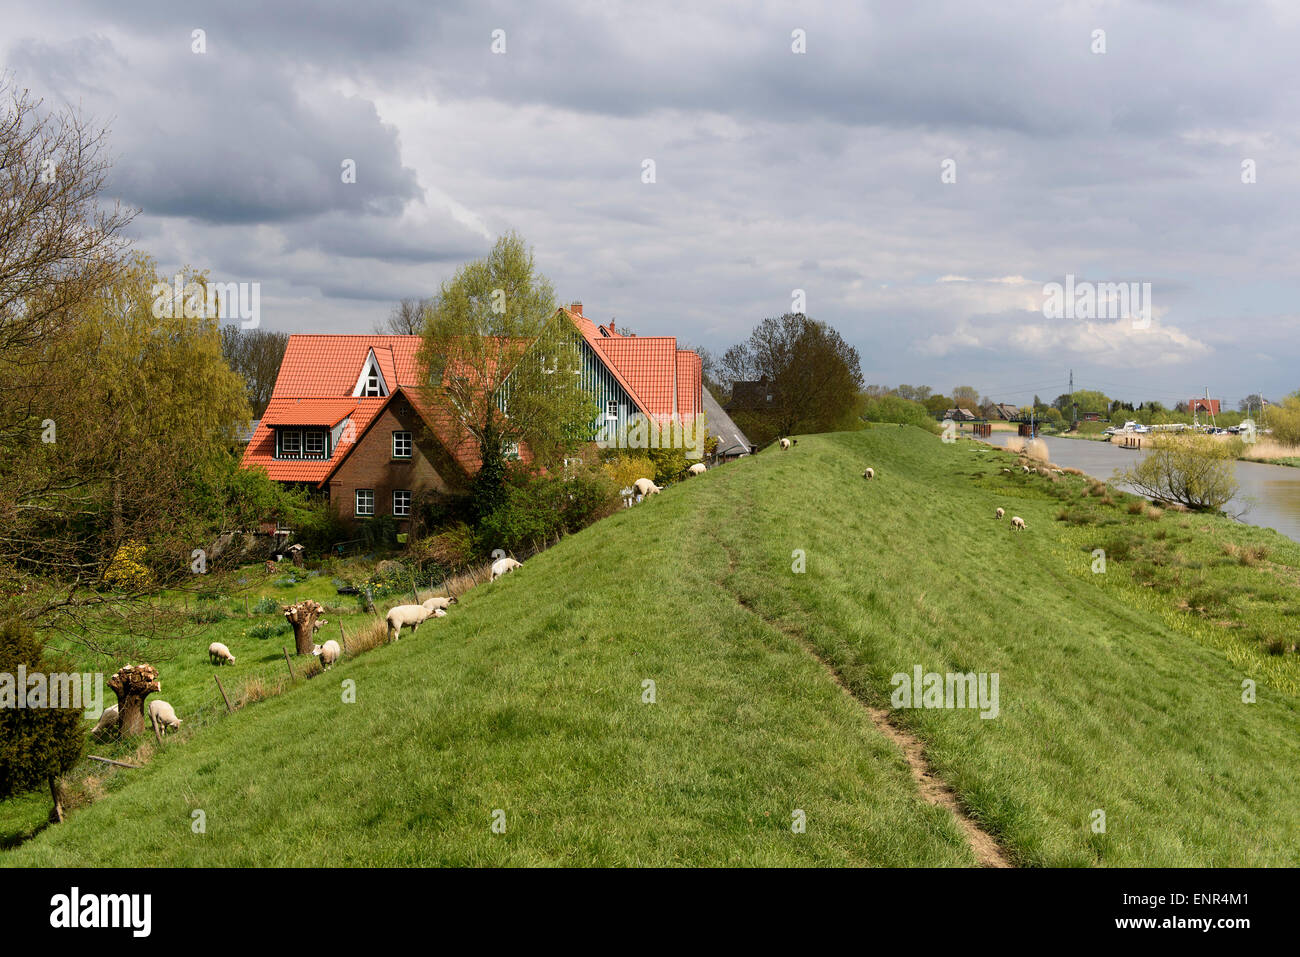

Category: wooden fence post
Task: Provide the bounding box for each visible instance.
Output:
[283,646,296,680]
[338,620,348,653]
[214,674,233,713]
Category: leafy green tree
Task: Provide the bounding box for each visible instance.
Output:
[1119,434,1238,510]
[719,313,864,437]
[419,234,594,518]
[0,619,85,822]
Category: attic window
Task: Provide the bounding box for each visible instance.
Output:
[352,348,390,398]
[606,400,618,421]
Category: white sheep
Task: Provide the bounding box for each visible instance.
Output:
[1022,465,1030,473]
[632,478,661,497]
[90,704,119,737]
[313,639,341,670]
[490,557,523,581]
[687,463,706,476]
[208,642,236,666]
[385,599,447,642]
[862,467,875,480]
[149,700,182,736]
[422,595,457,611]
[779,438,791,450]
[995,507,1005,520]
[1010,516,1026,531]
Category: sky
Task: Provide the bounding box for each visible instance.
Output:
[4,0,1298,409]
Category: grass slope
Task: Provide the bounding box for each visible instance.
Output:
[6,427,1299,865]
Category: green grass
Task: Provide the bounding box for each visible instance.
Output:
[4,427,1300,865]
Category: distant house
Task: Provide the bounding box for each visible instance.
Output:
[1188,398,1222,415]
[941,407,977,422]
[703,387,753,461]
[241,303,702,532]
[728,378,776,411]
[1081,411,1103,422]
[987,403,1019,421]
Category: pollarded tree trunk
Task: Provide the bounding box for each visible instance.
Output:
[284,600,327,655]
[106,664,161,736]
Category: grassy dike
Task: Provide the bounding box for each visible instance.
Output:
[5,427,1299,866]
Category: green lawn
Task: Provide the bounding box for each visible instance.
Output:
[4,427,1299,865]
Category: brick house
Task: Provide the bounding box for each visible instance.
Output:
[240,303,701,531]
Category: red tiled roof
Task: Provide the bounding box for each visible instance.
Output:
[676,350,702,420]
[260,397,358,428]
[594,336,679,418]
[270,335,424,395]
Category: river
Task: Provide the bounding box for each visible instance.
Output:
[980,432,1300,545]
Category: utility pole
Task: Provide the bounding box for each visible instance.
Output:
[1069,369,1077,431]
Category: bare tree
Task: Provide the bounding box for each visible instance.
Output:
[220,326,290,416]
[375,296,434,335]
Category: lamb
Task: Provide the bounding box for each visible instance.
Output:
[862,467,874,480]
[632,477,662,497]
[90,705,120,737]
[422,595,458,611]
[687,463,707,476]
[208,642,236,666]
[779,438,791,450]
[995,507,1005,520]
[1022,465,1030,473]
[385,599,448,642]
[149,700,182,736]
[313,639,341,670]
[490,557,523,581]
[1010,516,1026,531]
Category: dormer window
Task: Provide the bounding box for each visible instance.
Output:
[352,348,390,398]
[275,428,329,460]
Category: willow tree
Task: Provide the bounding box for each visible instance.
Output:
[419,233,595,517]
[1119,434,1238,510]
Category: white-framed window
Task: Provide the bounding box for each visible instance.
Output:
[355,489,374,517]
[606,400,618,421]
[304,431,325,456]
[392,431,412,459]
[279,429,301,456]
[504,441,520,460]
[393,490,411,516]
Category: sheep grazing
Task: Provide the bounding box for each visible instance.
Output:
[862,467,875,480]
[779,438,791,450]
[632,477,662,497]
[208,642,236,666]
[687,462,707,476]
[149,700,182,736]
[1022,465,1030,473]
[90,704,120,737]
[313,639,342,670]
[1010,516,1026,531]
[490,557,523,581]
[995,507,1005,520]
[424,595,457,611]
[385,601,445,642]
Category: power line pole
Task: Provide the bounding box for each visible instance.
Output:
[1069,369,1077,431]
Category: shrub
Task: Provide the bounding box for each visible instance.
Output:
[358,514,398,550]
[0,620,84,818]
[602,453,658,492]
[252,596,278,615]
[248,621,289,640]
[191,605,228,624]
[409,523,479,570]
[101,541,154,591]
[1118,434,1238,510]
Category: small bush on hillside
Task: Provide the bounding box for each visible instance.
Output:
[191,605,228,624]
[602,453,658,492]
[101,541,154,591]
[248,620,290,640]
[252,596,279,614]
[477,468,621,554]
[410,523,479,570]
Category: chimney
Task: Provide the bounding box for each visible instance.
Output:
[570,301,583,316]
